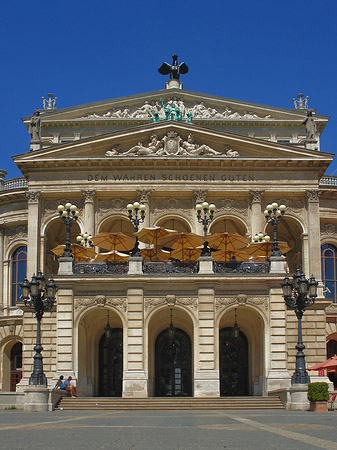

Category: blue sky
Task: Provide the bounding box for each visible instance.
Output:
[1,0,336,178]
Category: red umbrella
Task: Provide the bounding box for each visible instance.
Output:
[308,356,337,371]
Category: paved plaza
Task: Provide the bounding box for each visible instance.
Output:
[0,409,337,449]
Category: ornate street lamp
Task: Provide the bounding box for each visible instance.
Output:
[282,269,318,384]
[20,271,57,386]
[196,202,216,256]
[264,202,286,257]
[77,232,94,247]
[57,202,79,257]
[127,201,146,256]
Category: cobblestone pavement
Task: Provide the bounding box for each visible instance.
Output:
[0,409,337,449]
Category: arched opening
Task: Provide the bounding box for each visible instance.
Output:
[10,342,22,391]
[219,328,248,396]
[218,306,265,396]
[266,216,302,274]
[155,327,192,396]
[11,246,27,306]
[321,244,337,303]
[147,306,194,397]
[44,218,81,275]
[99,328,123,397]
[327,338,337,388]
[99,217,134,236]
[77,307,123,397]
[209,217,247,235]
[156,217,191,233]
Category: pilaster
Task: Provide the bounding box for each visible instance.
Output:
[194,287,219,397]
[0,227,4,311]
[55,288,75,376]
[82,190,96,236]
[136,189,153,228]
[265,285,291,393]
[123,287,147,397]
[193,190,208,235]
[26,191,41,277]
[250,190,264,238]
[306,190,321,279]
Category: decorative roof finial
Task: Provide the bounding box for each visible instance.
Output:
[292,93,309,110]
[42,93,57,110]
[158,54,188,89]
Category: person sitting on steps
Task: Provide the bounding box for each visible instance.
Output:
[64,376,77,398]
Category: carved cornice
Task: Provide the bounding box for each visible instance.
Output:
[325,303,337,315]
[321,223,337,235]
[215,294,268,311]
[26,191,41,203]
[74,295,127,317]
[145,295,197,313]
[5,226,28,245]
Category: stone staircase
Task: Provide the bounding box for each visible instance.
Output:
[56,396,284,411]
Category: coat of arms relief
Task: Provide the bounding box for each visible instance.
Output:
[105,131,240,158]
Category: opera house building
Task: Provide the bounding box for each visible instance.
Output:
[1,68,337,410]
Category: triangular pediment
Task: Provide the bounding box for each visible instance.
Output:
[14,122,333,178]
[22,88,329,132]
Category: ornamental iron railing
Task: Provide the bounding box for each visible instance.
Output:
[143,261,199,274]
[213,261,269,274]
[74,262,129,275]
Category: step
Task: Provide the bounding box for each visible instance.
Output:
[57,396,284,411]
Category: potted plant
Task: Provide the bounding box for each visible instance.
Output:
[307,382,329,412]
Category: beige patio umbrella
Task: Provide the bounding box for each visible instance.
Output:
[140,248,171,262]
[212,248,253,262]
[95,251,130,263]
[207,233,250,262]
[170,247,202,262]
[91,232,135,253]
[246,241,291,261]
[51,244,96,262]
[160,232,204,249]
[135,226,176,247]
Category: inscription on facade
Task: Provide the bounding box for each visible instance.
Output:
[87,173,255,182]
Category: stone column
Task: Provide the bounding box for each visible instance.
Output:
[265,285,291,393]
[26,191,41,277]
[250,190,264,239]
[193,190,208,235]
[136,189,153,228]
[123,287,147,397]
[306,190,321,279]
[39,234,45,274]
[82,190,96,236]
[194,287,219,396]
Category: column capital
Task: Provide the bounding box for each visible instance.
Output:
[26,191,41,203]
[250,190,264,204]
[193,189,208,204]
[82,190,96,202]
[306,190,321,202]
[136,189,154,203]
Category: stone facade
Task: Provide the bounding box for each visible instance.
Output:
[0,83,336,405]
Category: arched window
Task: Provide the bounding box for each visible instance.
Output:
[11,246,27,306]
[321,244,337,303]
